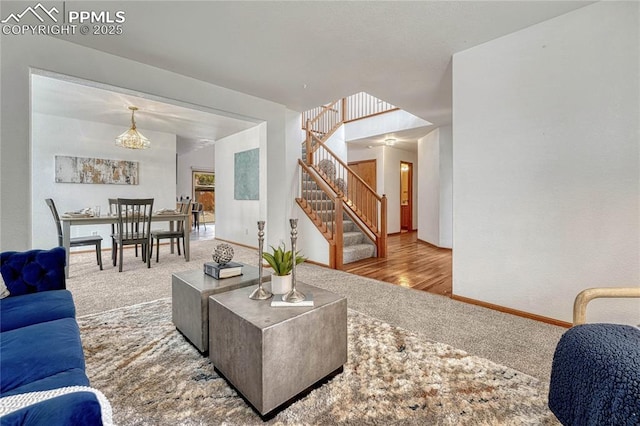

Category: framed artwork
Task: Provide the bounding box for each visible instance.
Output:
[55,155,138,185]
[234,148,259,200]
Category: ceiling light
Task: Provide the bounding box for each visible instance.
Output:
[115,106,150,149]
[385,138,396,146]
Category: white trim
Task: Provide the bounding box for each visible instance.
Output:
[0,386,113,425]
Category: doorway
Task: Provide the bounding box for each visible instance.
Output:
[192,170,215,224]
[400,161,413,231]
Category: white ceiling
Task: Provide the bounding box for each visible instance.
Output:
[347,126,435,153]
[31,73,259,155]
[34,1,594,154]
[57,1,593,127]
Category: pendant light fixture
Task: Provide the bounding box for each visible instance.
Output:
[115,106,150,149]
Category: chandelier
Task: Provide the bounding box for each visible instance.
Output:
[115,106,150,149]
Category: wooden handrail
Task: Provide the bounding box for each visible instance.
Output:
[308,139,386,246]
[378,195,387,257]
[308,132,382,202]
[298,159,336,200]
[344,108,400,123]
[344,92,397,122]
[573,287,640,325]
[299,93,389,264]
[307,99,341,136]
[297,159,344,268]
[334,201,344,270]
[302,93,398,130]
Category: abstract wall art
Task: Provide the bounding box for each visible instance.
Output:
[55,155,139,185]
[234,148,259,200]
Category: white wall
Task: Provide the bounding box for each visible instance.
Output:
[439,126,453,248]
[297,209,330,266]
[347,145,417,234]
[177,145,215,200]
[417,126,453,248]
[453,1,639,324]
[1,35,289,251]
[324,125,347,162]
[32,113,176,249]
[418,129,441,245]
[215,125,266,247]
[345,109,431,141]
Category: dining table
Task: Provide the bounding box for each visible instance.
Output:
[59,212,190,278]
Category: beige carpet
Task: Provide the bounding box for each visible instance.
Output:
[79,298,559,425]
[67,239,566,382]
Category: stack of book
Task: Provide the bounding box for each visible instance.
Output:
[204,261,243,279]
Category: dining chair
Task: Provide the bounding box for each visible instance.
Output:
[108,198,118,267]
[110,197,143,267]
[45,198,103,270]
[115,198,154,272]
[192,202,206,230]
[150,200,191,262]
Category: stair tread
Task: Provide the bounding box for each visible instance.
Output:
[343,243,375,250]
[342,243,376,264]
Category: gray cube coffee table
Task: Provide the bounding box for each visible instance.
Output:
[172,266,268,352]
[208,282,347,416]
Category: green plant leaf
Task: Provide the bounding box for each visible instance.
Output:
[261,243,305,276]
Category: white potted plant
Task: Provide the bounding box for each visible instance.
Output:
[262,244,305,294]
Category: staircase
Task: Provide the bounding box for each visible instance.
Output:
[342,219,376,263]
[300,170,376,264]
[296,95,389,269]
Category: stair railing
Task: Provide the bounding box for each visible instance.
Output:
[303,99,343,141]
[302,92,399,129]
[296,160,344,269]
[300,93,390,264]
[343,92,399,123]
[305,130,387,257]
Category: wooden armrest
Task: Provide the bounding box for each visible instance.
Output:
[573,287,640,325]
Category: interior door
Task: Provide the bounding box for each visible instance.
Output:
[348,159,377,191]
[400,161,413,231]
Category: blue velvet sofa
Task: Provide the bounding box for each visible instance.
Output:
[0,248,110,425]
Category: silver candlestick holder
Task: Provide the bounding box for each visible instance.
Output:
[283,218,306,303]
[249,220,272,300]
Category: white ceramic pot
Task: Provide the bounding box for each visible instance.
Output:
[271,273,292,294]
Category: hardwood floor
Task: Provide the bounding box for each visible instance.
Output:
[194,226,452,297]
[343,231,452,296]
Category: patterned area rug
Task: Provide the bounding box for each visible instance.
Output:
[78,299,559,425]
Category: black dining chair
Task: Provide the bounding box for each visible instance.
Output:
[45,198,103,270]
[150,200,191,262]
[114,198,154,272]
[108,198,118,267]
[192,202,206,230]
